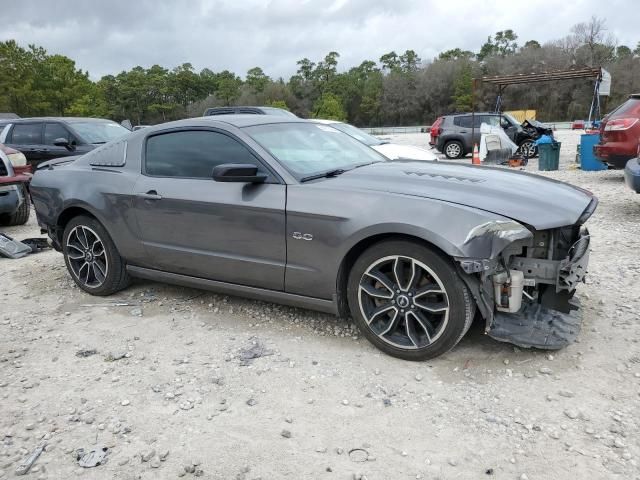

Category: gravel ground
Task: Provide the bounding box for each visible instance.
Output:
[1,131,639,479]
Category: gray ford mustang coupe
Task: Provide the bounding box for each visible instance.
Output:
[31,116,596,360]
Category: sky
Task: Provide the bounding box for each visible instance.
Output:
[1,0,637,80]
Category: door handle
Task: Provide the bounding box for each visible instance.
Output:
[137,190,162,201]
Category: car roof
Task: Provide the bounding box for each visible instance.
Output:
[9,117,115,124]
[145,115,307,131]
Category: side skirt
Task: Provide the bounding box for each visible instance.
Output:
[126,265,339,315]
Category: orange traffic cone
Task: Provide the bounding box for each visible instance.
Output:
[472,144,480,165]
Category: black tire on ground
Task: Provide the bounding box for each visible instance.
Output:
[62,215,130,296]
[0,184,31,226]
[347,240,475,361]
[443,140,465,159]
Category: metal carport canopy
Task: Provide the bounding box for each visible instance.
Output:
[470,67,602,145]
[477,67,602,87]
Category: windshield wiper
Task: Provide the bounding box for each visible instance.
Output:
[300,168,347,183]
[92,141,107,144]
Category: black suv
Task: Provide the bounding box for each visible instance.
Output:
[433,112,546,159]
[0,117,131,167]
[203,106,297,117]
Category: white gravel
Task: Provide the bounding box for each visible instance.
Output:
[1,130,639,479]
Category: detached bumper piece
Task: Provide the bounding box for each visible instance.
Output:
[489,298,582,349]
[0,233,32,259]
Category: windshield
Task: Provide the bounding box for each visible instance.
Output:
[503,113,521,127]
[68,121,130,144]
[245,122,386,179]
[326,122,383,146]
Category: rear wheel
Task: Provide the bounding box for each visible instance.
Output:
[347,240,475,361]
[444,140,464,159]
[62,215,130,295]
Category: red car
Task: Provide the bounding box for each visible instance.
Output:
[0,143,32,175]
[594,94,640,169]
[0,148,31,226]
[571,120,585,130]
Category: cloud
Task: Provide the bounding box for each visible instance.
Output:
[1,0,634,80]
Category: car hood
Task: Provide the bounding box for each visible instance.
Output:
[372,143,438,161]
[321,161,596,229]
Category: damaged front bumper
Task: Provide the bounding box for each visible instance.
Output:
[457,225,592,350]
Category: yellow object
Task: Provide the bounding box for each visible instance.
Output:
[505,110,536,123]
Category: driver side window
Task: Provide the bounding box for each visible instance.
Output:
[44,123,74,145]
[145,130,267,179]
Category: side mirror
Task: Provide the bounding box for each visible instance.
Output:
[212,164,267,183]
[54,138,76,151]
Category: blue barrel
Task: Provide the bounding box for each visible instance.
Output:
[580,134,607,171]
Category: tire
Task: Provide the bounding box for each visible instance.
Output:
[518,139,538,158]
[62,215,130,296]
[347,240,475,361]
[0,185,30,226]
[444,140,464,159]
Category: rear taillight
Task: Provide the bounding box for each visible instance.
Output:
[430,117,443,137]
[604,118,639,131]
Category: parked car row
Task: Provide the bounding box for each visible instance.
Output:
[0,110,437,168]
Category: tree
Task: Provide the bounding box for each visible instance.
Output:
[452,63,473,111]
[495,30,519,55]
[0,40,47,114]
[296,58,316,81]
[523,40,541,50]
[616,45,632,59]
[216,70,242,106]
[380,51,401,71]
[265,99,289,110]
[478,30,518,59]
[36,55,94,115]
[439,49,475,61]
[312,93,346,121]
[399,49,421,73]
[315,51,340,90]
[570,16,616,66]
[246,67,270,93]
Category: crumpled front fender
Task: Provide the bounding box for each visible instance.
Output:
[461,220,533,259]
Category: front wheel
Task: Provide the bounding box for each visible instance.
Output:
[63,215,130,296]
[347,240,475,361]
